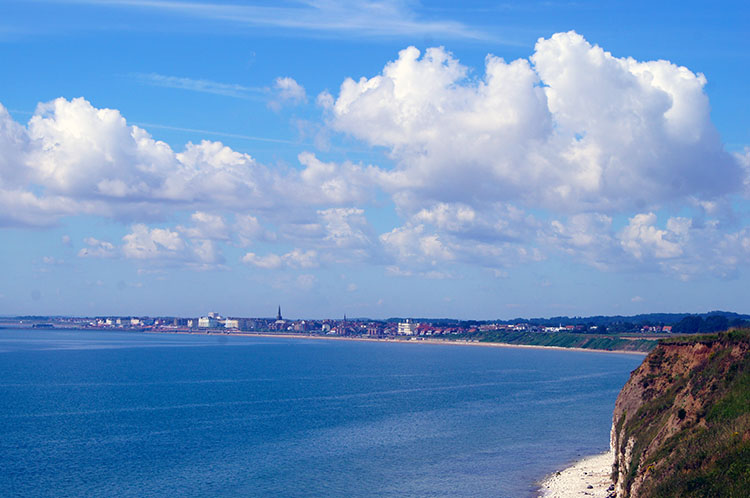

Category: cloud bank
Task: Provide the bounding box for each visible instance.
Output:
[0,31,747,280]
[325,31,739,213]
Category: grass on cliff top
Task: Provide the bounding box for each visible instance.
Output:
[454,330,657,352]
[658,327,750,346]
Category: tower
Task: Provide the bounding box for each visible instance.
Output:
[277,306,282,321]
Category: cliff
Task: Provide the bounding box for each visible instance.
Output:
[610,329,750,497]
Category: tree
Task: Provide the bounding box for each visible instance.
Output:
[673,315,703,334]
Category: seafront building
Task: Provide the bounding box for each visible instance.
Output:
[198,316,220,328]
[398,319,415,335]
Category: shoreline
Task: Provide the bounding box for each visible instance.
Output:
[538,451,615,497]
[140,329,648,356]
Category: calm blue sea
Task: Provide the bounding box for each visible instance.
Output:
[0,328,642,497]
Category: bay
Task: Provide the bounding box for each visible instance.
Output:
[0,328,642,497]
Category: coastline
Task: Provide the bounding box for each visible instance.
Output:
[142,329,649,356]
[537,451,615,497]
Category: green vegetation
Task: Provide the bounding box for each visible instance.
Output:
[671,314,750,334]
[659,327,750,346]
[617,329,750,497]
[452,330,657,352]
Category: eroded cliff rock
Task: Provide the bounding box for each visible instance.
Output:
[610,329,750,497]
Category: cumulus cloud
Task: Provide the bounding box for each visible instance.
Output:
[296,152,374,205]
[545,210,750,280]
[241,252,283,270]
[268,207,378,265]
[122,224,186,260]
[317,207,373,249]
[118,223,225,269]
[0,97,372,228]
[320,31,749,278]
[178,211,230,240]
[380,224,454,266]
[270,76,307,109]
[619,213,685,260]
[242,248,318,270]
[327,31,742,214]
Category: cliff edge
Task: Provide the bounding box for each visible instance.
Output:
[610,329,750,497]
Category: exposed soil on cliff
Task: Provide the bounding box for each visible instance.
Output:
[610,329,750,497]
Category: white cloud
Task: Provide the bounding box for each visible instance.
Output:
[234,214,270,246]
[242,248,318,270]
[0,97,374,228]
[122,224,186,260]
[328,32,742,214]
[296,152,373,205]
[178,211,230,240]
[618,213,684,260]
[270,77,307,109]
[1,32,748,282]
[78,237,117,258]
[0,188,88,227]
[284,248,318,269]
[380,224,454,266]
[548,213,618,271]
[26,97,174,201]
[0,104,30,188]
[317,207,372,249]
[545,210,750,280]
[385,265,454,280]
[190,239,223,266]
[380,202,544,271]
[317,31,750,279]
[241,252,283,269]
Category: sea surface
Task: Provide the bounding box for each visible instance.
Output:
[0,328,643,497]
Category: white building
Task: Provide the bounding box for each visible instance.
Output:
[398,319,415,335]
[198,316,219,328]
[225,319,239,329]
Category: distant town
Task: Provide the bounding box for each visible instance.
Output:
[4,308,749,338]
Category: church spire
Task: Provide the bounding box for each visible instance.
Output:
[277,306,282,321]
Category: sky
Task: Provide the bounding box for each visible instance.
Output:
[0,0,749,319]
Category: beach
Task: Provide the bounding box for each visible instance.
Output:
[142,329,649,356]
[538,451,614,497]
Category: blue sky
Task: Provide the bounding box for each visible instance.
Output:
[1,0,748,319]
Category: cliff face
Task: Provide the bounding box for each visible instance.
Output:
[610,330,750,497]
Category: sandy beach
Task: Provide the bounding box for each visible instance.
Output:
[538,451,614,498]
[142,329,649,356]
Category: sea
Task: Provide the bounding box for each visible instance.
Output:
[0,328,643,497]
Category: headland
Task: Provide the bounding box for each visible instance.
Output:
[539,328,750,497]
